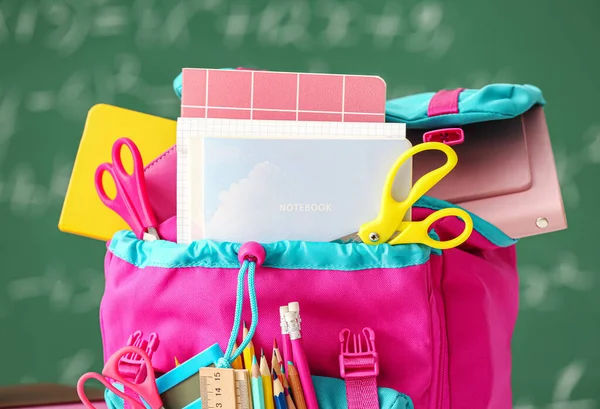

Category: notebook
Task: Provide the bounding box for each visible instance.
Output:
[58,104,176,241]
[177,118,410,244]
[180,68,387,122]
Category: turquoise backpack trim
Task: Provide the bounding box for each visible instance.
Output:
[108,197,515,270]
[418,196,517,247]
[385,83,545,128]
[105,375,414,409]
[109,232,433,271]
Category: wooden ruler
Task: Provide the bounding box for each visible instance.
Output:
[234,370,252,409]
[199,368,237,409]
[199,368,253,409]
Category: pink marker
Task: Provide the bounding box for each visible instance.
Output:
[280,305,293,369]
[285,304,319,409]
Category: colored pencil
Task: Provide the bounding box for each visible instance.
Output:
[271,345,296,409]
[286,361,307,409]
[252,356,266,409]
[174,356,180,367]
[232,341,244,370]
[273,372,288,409]
[243,321,256,372]
[260,349,275,409]
[273,339,285,374]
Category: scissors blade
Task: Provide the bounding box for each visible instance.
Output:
[332,232,362,243]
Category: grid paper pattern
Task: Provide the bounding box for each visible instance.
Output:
[176,122,192,244]
[176,118,406,244]
[181,69,387,123]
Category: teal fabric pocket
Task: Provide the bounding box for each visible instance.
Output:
[105,376,413,409]
[385,83,545,128]
[313,376,414,409]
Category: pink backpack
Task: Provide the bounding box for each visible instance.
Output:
[100,196,518,409]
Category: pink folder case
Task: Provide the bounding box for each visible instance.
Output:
[407,106,566,238]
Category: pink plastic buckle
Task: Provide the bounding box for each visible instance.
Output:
[339,327,379,379]
[423,128,464,146]
[119,331,160,382]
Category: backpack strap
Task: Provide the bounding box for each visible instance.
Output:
[427,88,464,116]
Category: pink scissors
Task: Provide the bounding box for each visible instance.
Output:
[77,346,164,409]
[95,138,159,240]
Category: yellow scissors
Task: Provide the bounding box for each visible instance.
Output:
[338,142,473,249]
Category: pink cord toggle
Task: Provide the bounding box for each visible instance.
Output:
[238,242,266,267]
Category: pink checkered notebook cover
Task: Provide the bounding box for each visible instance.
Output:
[180,69,386,122]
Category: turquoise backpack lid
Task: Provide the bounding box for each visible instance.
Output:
[385,83,545,129]
[173,71,545,130]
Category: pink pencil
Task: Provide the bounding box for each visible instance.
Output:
[280,306,293,368]
[285,304,318,409]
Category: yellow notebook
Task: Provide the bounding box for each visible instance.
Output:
[58,104,176,241]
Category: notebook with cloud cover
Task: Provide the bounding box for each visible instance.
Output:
[177,118,410,244]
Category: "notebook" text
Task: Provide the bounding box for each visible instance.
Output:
[279,203,332,212]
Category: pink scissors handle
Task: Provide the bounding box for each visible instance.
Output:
[77,346,163,409]
[77,372,145,409]
[94,138,158,239]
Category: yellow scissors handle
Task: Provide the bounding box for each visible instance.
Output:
[360,142,460,245]
[388,208,474,249]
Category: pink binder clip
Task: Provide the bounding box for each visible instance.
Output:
[423,127,464,146]
[339,328,380,409]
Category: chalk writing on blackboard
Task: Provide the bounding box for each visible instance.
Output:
[583,125,600,165]
[307,58,330,73]
[25,91,56,113]
[364,1,402,49]
[555,147,583,208]
[59,349,96,384]
[519,253,593,311]
[13,0,37,44]
[216,2,251,48]
[405,2,454,57]
[316,0,360,48]
[6,263,103,313]
[0,87,20,163]
[2,156,71,217]
[0,4,9,46]
[71,268,105,314]
[1,0,454,57]
[513,361,596,409]
[19,376,38,385]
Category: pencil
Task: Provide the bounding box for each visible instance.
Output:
[243,321,256,372]
[232,342,244,370]
[252,356,266,409]
[273,372,288,409]
[174,356,180,367]
[271,345,296,409]
[286,361,307,409]
[273,339,285,374]
[280,306,293,366]
[260,349,275,409]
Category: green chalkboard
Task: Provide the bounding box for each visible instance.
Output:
[1,0,599,406]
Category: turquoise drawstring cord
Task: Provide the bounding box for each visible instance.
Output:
[216,259,259,368]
